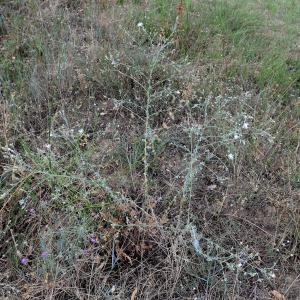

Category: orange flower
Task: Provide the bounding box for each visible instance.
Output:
[177,1,182,17]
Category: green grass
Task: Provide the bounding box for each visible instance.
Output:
[134,0,299,98]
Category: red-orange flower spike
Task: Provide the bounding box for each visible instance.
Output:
[177,1,182,16]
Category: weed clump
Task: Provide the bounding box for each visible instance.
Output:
[0,0,299,299]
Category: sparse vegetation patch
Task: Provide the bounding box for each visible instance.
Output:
[0,0,299,299]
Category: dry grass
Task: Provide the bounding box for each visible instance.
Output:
[0,0,299,299]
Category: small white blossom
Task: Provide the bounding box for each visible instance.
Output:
[245,91,252,98]
[0,192,8,200]
[234,133,240,140]
[111,59,117,66]
[137,22,144,28]
[269,272,276,279]
[19,198,26,209]
[78,128,84,134]
[190,225,201,254]
[45,144,51,150]
[228,153,234,160]
[242,122,250,129]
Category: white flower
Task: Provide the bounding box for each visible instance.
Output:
[137,22,144,28]
[242,122,250,129]
[45,144,51,150]
[269,272,276,279]
[190,225,201,254]
[19,198,26,209]
[228,153,234,160]
[111,58,117,66]
[0,192,8,200]
[78,128,84,134]
[234,133,240,140]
